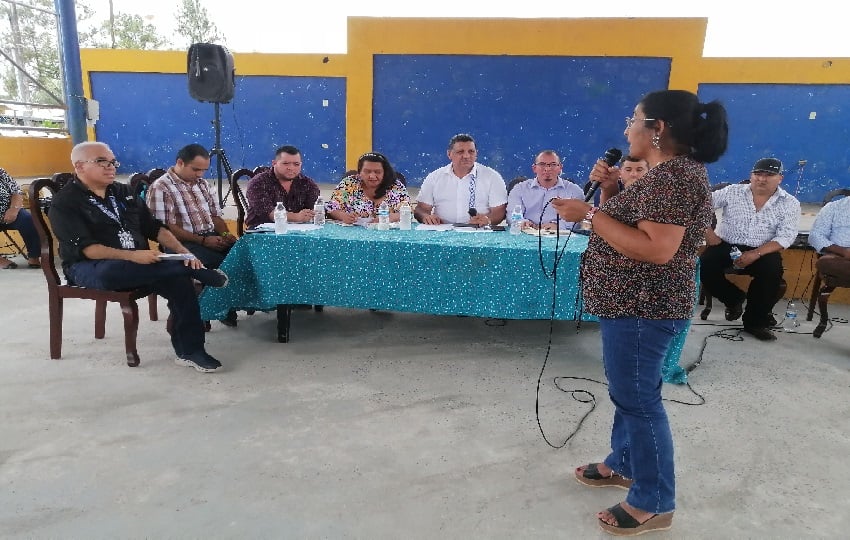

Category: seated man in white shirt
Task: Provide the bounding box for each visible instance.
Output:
[808,191,850,289]
[700,157,801,341]
[506,150,584,230]
[414,133,507,227]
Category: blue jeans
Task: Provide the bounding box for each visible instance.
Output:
[600,316,687,514]
[4,209,41,260]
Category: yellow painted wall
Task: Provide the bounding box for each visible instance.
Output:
[0,136,72,178]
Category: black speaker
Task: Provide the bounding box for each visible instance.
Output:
[187,43,235,104]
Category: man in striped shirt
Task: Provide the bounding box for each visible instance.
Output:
[700,157,801,341]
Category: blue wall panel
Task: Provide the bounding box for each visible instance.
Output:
[90,72,346,184]
[373,55,671,187]
[700,83,850,203]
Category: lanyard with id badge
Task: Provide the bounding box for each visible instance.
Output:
[89,194,136,249]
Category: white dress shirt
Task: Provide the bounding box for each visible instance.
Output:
[418,163,507,224]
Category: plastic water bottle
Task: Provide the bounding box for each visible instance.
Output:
[399,202,412,230]
[313,196,326,227]
[783,301,799,331]
[510,204,524,235]
[729,245,742,267]
[377,201,390,230]
[274,201,288,235]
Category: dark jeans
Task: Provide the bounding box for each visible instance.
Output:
[66,259,205,357]
[4,209,41,260]
[600,317,687,514]
[699,241,783,328]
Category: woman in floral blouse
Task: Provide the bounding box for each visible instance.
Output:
[0,167,40,269]
[326,152,410,224]
[553,90,728,536]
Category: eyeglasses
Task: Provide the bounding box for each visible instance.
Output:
[534,162,561,169]
[81,158,121,169]
[625,116,658,129]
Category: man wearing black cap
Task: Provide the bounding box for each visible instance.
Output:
[700,157,801,341]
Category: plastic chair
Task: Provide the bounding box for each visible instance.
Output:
[28,178,149,367]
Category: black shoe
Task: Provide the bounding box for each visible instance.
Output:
[767,314,778,327]
[175,351,222,372]
[743,326,777,341]
[219,310,238,327]
[725,301,744,321]
[191,268,229,288]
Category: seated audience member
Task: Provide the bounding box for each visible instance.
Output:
[596,155,650,205]
[700,157,800,341]
[245,145,320,229]
[0,167,41,269]
[414,133,507,227]
[506,149,584,230]
[48,142,228,373]
[808,190,850,287]
[146,143,238,327]
[619,155,650,188]
[326,152,411,224]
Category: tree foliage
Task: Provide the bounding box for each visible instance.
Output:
[174,0,224,48]
[88,13,170,50]
[0,0,176,104]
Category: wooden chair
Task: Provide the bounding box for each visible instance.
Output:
[251,166,270,177]
[29,178,149,367]
[146,168,167,182]
[806,188,850,337]
[50,172,74,191]
[507,176,527,194]
[230,168,254,236]
[0,224,25,256]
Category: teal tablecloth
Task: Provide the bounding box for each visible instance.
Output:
[200,224,691,383]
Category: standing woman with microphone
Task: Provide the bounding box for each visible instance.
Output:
[552,90,728,536]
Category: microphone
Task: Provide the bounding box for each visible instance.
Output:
[584,148,623,203]
[468,208,477,217]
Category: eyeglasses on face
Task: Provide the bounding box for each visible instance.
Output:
[625,116,658,129]
[81,158,121,169]
[534,162,561,169]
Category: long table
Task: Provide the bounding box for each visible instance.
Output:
[199,224,691,383]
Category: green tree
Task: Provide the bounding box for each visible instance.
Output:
[174,0,224,47]
[89,13,170,50]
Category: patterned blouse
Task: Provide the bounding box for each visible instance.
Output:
[326,175,411,216]
[581,155,714,320]
[0,167,22,215]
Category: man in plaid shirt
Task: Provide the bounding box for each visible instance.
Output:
[147,144,238,326]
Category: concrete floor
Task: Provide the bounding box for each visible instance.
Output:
[1,257,849,539]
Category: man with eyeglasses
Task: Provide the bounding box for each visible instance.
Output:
[506,150,584,230]
[415,133,507,227]
[47,141,229,373]
[245,145,320,229]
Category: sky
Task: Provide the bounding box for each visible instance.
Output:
[88,0,847,58]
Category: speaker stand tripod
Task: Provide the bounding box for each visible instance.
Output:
[210,102,234,208]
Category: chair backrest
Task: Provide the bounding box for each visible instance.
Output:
[822,188,850,206]
[230,168,255,235]
[129,172,152,203]
[28,178,62,287]
[51,172,74,191]
[146,168,167,182]
[507,176,527,194]
[395,172,407,186]
[251,166,270,177]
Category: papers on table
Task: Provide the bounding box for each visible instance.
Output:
[158,253,196,260]
[522,227,557,236]
[452,226,493,233]
[415,224,454,232]
[247,223,322,233]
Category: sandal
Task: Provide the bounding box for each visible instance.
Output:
[575,463,632,490]
[598,503,673,536]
